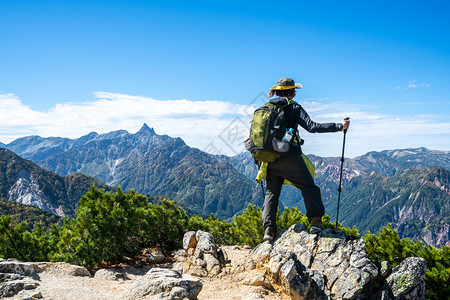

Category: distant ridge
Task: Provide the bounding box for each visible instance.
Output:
[0,148,112,218]
[226,148,450,247]
[3,124,260,219]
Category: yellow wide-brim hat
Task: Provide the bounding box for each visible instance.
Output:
[270,77,303,90]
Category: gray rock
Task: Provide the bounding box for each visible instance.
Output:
[0,262,40,298]
[146,247,165,264]
[381,261,391,278]
[195,231,217,258]
[319,228,348,239]
[387,257,426,300]
[33,262,91,277]
[242,270,273,290]
[245,224,381,300]
[174,249,186,259]
[306,270,328,300]
[193,257,205,268]
[0,278,39,298]
[94,269,123,281]
[129,267,202,300]
[217,248,228,265]
[183,231,197,250]
[0,261,34,276]
[190,265,208,277]
[279,259,310,300]
[0,273,21,283]
[203,253,220,272]
[177,230,226,277]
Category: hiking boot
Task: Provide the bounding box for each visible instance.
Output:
[263,231,276,242]
[309,216,324,234]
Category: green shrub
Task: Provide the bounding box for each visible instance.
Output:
[148,198,189,251]
[229,204,264,246]
[0,216,53,261]
[364,223,450,300]
[69,186,151,266]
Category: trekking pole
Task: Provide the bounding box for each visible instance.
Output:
[336,117,350,229]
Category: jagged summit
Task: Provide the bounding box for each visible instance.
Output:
[136,123,156,135]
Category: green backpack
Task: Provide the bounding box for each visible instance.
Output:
[244,101,298,162]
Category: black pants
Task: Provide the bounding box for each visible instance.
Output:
[262,154,325,234]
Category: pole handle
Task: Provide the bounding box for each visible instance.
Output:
[343,117,350,133]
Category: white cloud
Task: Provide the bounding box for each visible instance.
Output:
[0,92,449,158]
[421,82,431,87]
[407,80,418,89]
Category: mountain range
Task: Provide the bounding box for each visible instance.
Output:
[3,124,260,219]
[2,125,449,247]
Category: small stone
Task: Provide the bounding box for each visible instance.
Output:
[217,248,229,265]
[209,265,221,277]
[195,258,207,268]
[242,270,273,290]
[190,265,208,277]
[146,247,165,264]
[204,253,220,272]
[380,261,391,277]
[23,282,38,290]
[70,265,91,277]
[94,269,121,281]
[174,249,186,258]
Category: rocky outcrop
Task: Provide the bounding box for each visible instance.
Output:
[173,230,228,277]
[0,259,40,299]
[128,268,202,300]
[236,224,426,300]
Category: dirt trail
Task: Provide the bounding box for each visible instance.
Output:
[12,246,282,300]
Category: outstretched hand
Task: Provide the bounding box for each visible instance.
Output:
[341,119,350,131]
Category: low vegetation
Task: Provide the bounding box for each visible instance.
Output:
[0,187,448,299]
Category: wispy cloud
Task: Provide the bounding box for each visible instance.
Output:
[407,80,431,89]
[0,92,449,158]
[407,80,418,89]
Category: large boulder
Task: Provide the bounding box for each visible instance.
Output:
[386,257,426,300]
[128,267,202,300]
[240,224,426,300]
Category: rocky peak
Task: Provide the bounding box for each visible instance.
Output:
[136,123,156,135]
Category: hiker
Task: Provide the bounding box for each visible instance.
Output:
[262,77,350,241]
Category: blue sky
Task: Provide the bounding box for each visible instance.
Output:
[1,0,449,157]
